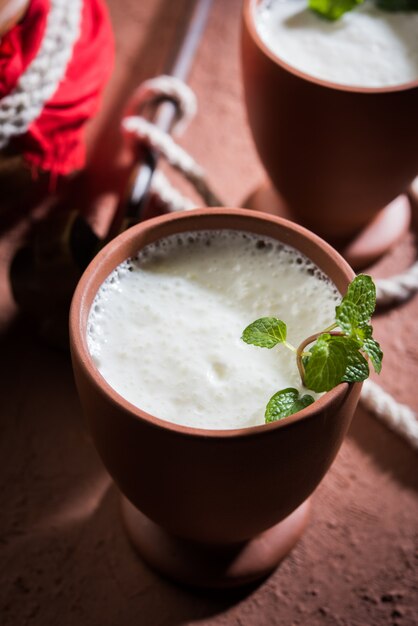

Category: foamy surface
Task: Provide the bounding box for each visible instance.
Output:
[87,230,340,429]
[255,0,418,88]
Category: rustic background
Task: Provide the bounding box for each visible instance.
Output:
[1,1,417,624]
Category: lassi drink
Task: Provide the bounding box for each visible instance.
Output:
[254,0,418,88]
[87,230,340,430]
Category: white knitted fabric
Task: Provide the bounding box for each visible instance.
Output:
[0,0,83,149]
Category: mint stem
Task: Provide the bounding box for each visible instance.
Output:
[283,340,297,353]
[322,322,338,333]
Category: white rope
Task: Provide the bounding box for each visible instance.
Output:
[122,116,222,207]
[122,74,222,208]
[375,262,418,306]
[364,209,418,449]
[0,0,83,149]
[129,75,197,135]
[359,273,418,451]
[149,170,197,212]
[361,380,418,451]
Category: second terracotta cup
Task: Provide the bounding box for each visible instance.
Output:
[241,0,418,248]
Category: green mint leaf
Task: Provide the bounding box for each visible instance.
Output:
[335,300,363,336]
[376,0,418,11]
[242,317,287,349]
[362,336,383,374]
[355,324,372,340]
[350,323,377,349]
[309,0,364,20]
[265,388,315,423]
[341,274,376,325]
[304,334,348,392]
[342,341,370,382]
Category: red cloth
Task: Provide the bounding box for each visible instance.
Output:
[0,0,114,175]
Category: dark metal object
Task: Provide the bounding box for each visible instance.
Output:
[108,0,214,238]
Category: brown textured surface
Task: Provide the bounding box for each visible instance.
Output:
[1,1,417,624]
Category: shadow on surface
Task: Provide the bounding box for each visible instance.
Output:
[348,405,418,493]
[0,320,259,625]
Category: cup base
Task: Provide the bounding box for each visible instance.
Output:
[120,495,311,589]
[243,182,411,269]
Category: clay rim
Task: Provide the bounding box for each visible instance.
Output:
[70,207,357,440]
[244,0,418,95]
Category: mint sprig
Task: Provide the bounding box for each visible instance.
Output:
[308,0,417,21]
[242,317,287,348]
[265,389,315,423]
[309,0,364,20]
[242,274,382,423]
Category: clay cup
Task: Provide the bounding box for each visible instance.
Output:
[241,0,418,254]
[70,208,361,588]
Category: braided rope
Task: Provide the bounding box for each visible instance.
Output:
[128,75,197,135]
[361,380,418,451]
[123,116,222,207]
[150,170,196,212]
[0,0,83,149]
[375,262,418,306]
[361,270,418,450]
[122,74,222,208]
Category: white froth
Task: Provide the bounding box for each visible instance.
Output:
[87,230,340,430]
[254,0,418,88]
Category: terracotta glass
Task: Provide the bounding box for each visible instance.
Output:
[241,0,418,252]
[70,208,361,587]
